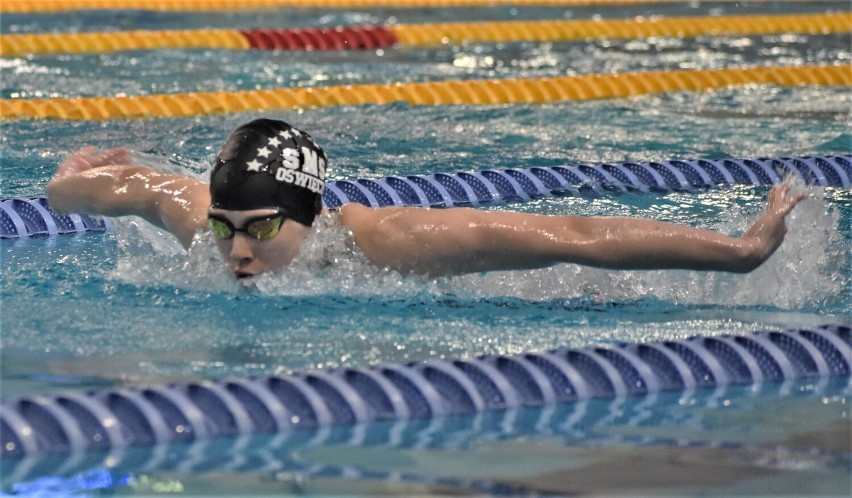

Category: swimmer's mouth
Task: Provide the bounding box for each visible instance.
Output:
[234,271,255,279]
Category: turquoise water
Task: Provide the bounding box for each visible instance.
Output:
[2,3,851,495]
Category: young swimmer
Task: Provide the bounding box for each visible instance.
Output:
[47,118,805,279]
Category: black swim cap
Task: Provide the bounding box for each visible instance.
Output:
[209,119,327,227]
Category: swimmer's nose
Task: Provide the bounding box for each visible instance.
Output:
[228,232,255,264]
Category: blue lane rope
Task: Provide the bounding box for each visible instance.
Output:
[323,154,852,208]
[1,325,849,458]
[3,154,850,238]
[0,197,110,239]
[9,373,849,493]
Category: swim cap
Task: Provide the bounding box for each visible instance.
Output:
[209,119,327,227]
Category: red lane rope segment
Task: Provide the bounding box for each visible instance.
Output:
[240,26,399,50]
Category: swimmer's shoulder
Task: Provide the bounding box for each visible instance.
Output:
[337,202,368,218]
[338,203,411,237]
[338,202,419,218]
[338,203,381,231]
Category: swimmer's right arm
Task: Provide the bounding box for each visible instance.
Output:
[47,146,210,249]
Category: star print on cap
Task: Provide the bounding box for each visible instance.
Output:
[239,124,325,194]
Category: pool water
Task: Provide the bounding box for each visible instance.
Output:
[1,2,851,496]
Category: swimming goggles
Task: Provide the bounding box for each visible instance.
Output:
[207,211,287,241]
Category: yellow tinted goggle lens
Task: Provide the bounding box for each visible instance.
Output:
[246,216,284,240]
[207,213,286,240]
[208,217,234,239]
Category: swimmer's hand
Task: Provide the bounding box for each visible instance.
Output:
[52,146,133,182]
[738,183,805,271]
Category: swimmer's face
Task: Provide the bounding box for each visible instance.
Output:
[207,207,312,279]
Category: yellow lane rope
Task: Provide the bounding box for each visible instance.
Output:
[392,12,851,46]
[0,30,251,57]
[1,13,848,57]
[1,64,848,121]
[0,0,800,14]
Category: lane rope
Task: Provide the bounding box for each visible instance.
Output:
[5,371,849,489]
[2,325,848,457]
[2,13,848,57]
[3,154,849,239]
[0,0,801,14]
[2,64,849,121]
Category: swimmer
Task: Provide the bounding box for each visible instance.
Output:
[47,118,805,279]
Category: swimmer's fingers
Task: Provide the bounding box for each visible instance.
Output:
[98,147,133,166]
[56,146,133,179]
[77,145,98,156]
[78,146,132,167]
[768,183,806,218]
[55,146,100,180]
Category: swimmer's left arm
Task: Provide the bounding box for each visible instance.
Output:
[341,184,804,276]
